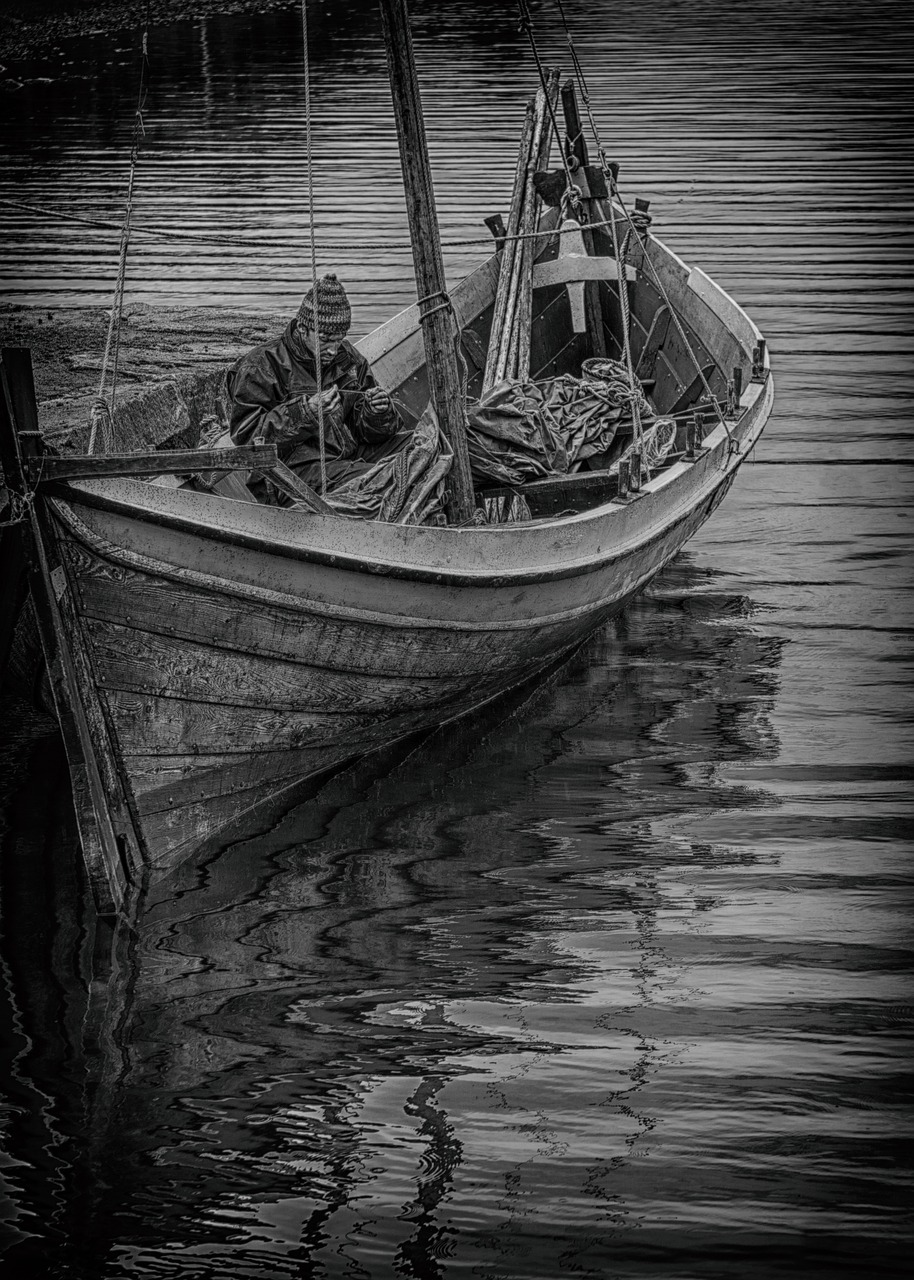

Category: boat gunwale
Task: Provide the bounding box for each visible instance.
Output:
[45,221,773,592]
[50,390,768,596]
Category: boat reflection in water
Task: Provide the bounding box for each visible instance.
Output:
[0,557,784,1277]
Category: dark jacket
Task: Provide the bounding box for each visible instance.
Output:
[227,321,400,475]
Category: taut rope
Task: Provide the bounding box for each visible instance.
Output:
[2,197,645,254]
[517,0,576,197]
[605,198,643,452]
[300,0,328,496]
[89,0,150,454]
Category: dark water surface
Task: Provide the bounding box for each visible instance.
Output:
[1,1,912,1276]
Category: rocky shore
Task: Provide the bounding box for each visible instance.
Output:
[0,0,292,63]
[0,303,286,445]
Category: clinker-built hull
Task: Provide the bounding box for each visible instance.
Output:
[3,221,773,911]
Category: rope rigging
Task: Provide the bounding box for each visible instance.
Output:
[300,0,327,496]
[61,0,731,474]
[522,0,732,441]
[516,0,641,452]
[88,0,151,454]
[0,195,643,252]
[517,0,577,200]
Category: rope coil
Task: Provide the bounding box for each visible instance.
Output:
[416,288,453,323]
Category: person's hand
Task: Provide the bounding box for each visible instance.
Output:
[364,387,391,414]
[305,386,341,418]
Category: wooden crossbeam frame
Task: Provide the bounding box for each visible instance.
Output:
[26,443,279,484]
[532,217,636,333]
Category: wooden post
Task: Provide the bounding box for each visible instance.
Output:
[687,411,704,458]
[561,79,606,360]
[484,213,507,252]
[1,348,137,914]
[512,71,559,383]
[751,338,767,381]
[482,98,535,397]
[378,0,475,524]
[730,364,743,418]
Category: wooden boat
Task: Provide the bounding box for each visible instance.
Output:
[0,3,773,913]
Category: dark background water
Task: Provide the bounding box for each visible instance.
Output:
[1,1,912,1276]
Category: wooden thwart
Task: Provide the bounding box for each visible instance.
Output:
[28,443,279,483]
[481,467,624,518]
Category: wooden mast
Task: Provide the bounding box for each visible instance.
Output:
[378,0,475,524]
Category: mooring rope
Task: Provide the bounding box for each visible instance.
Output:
[300,0,327,496]
[1,196,643,255]
[88,1,150,454]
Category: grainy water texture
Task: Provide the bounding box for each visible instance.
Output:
[1,1,912,1276]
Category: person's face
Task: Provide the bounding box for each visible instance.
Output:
[300,323,345,367]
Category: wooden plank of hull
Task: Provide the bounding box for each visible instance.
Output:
[85,619,494,712]
[106,461,735,761]
[103,687,401,756]
[127,743,385,804]
[117,473,743,867]
[62,426,758,876]
[58,480,732,625]
[136,769,338,869]
[65,541,586,679]
[128,665,539,870]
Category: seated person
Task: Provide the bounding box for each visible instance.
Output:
[227,273,402,498]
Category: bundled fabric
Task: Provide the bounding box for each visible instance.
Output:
[200,359,672,524]
[465,360,652,486]
[320,410,452,525]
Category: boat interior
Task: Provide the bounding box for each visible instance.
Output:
[97,214,751,525]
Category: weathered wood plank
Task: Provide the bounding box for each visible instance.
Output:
[480,468,622,517]
[379,0,475,522]
[102,687,388,755]
[30,444,278,484]
[560,78,607,360]
[126,744,352,804]
[65,541,581,678]
[635,305,671,379]
[667,364,722,415]
[1,348,134,911]
[263,460,333,513]
[87,618,486,712]
[102,686,468,757]
[137,755,359,870]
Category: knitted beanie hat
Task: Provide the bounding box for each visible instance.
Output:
[297,274,351,338]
